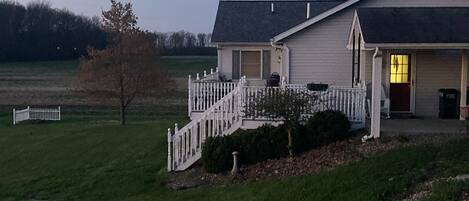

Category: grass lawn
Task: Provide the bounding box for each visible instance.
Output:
[0,56,216,76]
[2,110,469,201]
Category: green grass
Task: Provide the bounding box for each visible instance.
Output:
[159,56,217,76]
[0,56,216,76]
[2,109,469,201]
[424,181,469,201]
[0,60,79,72]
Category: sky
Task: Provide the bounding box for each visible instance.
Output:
[13,0,220,33]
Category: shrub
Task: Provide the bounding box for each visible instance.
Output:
[202,125,289,173]
[305,110,351,145]
[202,135,239,173]
[202,111,352,173]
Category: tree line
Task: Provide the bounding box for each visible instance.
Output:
[0,1,106,61]
[0,1,215,62]
[151,31,215,56]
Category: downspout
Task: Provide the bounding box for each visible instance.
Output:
[362,47,380,142]
[270,40,290,83]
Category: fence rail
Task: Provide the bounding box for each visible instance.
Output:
[169,77,246,171]
[188,69,237,115]
[172,73,367,172]
[13,106,61,125]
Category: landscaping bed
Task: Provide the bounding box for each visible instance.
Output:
[167,134,467,191]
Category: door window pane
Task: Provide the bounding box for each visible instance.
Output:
[390,54,410,84]
[241,51,261,79]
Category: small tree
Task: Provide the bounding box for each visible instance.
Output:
[79,0,172,125]
[244,88,320,156]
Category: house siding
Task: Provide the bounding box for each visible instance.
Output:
[283,0,469,85]
[415,51,463,117]
[218,44,282,80]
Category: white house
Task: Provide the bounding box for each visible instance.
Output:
[167,0,469,171]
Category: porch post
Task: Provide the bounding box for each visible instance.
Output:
[371,48,383,138]
[460,50,468,120]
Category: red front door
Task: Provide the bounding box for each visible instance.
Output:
[389,54,411,112]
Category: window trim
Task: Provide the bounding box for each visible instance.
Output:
[390,54,411,84]
[239,50,264,80]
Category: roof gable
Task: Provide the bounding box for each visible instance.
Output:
[211,0,347,43]
[273,0,360,42]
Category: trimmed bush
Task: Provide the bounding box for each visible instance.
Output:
[202,125,289,173]
[202,111,352,173]
[305,110,351,145]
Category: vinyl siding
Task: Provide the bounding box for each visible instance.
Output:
[283,0,469,85]
[415,51,462,117]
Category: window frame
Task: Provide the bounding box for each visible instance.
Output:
[390,54,411,84]
[239,50,263,80]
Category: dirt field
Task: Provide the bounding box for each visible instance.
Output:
[0,57,216,114]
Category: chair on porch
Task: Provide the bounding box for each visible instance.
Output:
[366,83,391,119]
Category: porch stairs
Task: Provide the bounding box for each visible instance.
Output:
[167,78,246,171]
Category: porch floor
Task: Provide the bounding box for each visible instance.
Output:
[367,118,469,136]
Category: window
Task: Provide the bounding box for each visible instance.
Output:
[390,54,410,84]
[241,51,261,79]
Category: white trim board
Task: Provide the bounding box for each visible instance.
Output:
[365,43,469,49]
[273,0,361,42]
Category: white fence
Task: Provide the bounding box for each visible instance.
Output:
[189,80,238,113]
[171,71,367,172]
[168,77,246,171]
[13,106,61,125]
[241,84,366,127]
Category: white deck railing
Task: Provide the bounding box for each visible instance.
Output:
[168,77,246,171]
[288,84,366,126]
[187,67,239,115]
[170,72,367,172]
[241,84,366,127]
[13,106,61,125]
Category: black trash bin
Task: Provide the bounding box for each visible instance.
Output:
[267,73,280,87]
[439,89,459,119]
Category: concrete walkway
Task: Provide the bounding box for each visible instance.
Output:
[369,119,468,136]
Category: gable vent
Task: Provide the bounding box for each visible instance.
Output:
[306,3,311,19]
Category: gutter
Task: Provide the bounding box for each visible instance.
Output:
[270,40,290,82]
[362,47,380,142]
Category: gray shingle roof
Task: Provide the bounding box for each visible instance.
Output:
[212,0,346,43]
[357,7,469,44]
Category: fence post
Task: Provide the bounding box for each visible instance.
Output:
[188,75,192,117]
[27,106,30,120]
[281,76,287,89]
[12,108,16,125]
[167,128,173,172]
[58,106,61,121]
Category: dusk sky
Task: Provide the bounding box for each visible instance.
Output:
[13,0,220,33]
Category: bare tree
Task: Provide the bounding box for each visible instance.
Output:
[197,33,206,47]
[79,0,172,125]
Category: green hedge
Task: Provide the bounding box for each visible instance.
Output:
[202,111,351,173]
[305,110,351,145]
[202,125,289,173]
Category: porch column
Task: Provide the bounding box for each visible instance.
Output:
[371,48,383,138]
[217,45,222,69]
[460,50,468,120]
[359,50,367,84]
